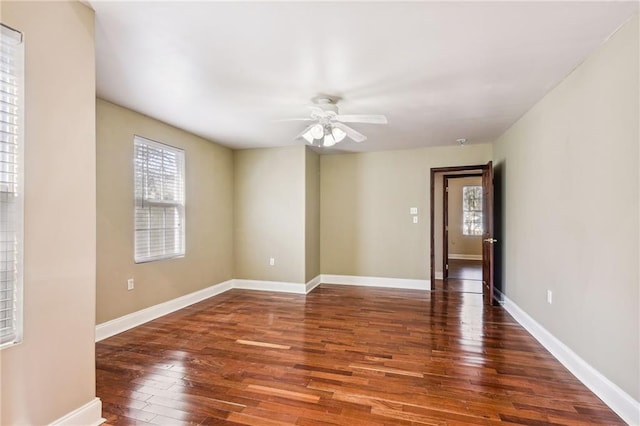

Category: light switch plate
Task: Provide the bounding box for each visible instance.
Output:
[410,207,418,215]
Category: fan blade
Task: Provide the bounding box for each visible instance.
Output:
[274,118,314,122]
[333,122,367,143]
[335,114,387,124]
[308,106,334,119]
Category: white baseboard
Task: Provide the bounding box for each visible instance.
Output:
[233,276,321,295]
[306,275,321,293]
[49,398,104,426]
[233,279,307,294]
[497,290,640,425]
[448,254,482,260]
[320,274,430,290]
[435,272,444,280]
[95,280,234,341]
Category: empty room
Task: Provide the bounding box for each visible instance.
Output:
[0,1,638,425]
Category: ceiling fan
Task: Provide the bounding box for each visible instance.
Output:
[283,96,387,147]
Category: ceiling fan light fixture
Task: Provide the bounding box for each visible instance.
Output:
[310,123,324,139]
[286,95,387,147]
[302,131,314,144]
[323,133,337,147]
[331,126,346,143]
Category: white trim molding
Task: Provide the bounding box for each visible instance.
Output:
[448,254,482,261]
[95,280,234,341]
[320,274,430,290]
[305,275,322,293]
[49,398,104,426]
[497,291,640,425]
[233,279,307,294]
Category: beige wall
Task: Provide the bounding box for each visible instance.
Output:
[96,99,234,324]
[1,1,97,424]
[305,148,321,282]
[234,146,306,283]
[320,144,492,279]
[447,176,482,256]
[493,15,639,400]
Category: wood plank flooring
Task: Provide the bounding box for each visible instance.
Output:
[447,259,483,281]
[96,285,623,425]
[436,259,483,294]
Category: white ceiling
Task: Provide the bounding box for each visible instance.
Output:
[91,1,638,153]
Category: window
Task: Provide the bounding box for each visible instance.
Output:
[462,186,483,236]
[134,136,185,263]
[0,23,23,348]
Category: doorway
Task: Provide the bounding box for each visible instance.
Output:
[442,173,483,293]
[430,162,496,304]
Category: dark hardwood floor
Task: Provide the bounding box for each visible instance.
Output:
[447,259,482,281]
[434,259,483,294]
[97,285,623,425]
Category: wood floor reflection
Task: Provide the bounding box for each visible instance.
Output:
[448,259,483,281]
[434,278,483,293]
[434,259,483,293]
[97,285,623,425]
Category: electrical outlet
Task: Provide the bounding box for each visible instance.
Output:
[269,257,275,266]
[547,290,552,304]
[127,278,134,291]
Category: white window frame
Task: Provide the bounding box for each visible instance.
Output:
[133,136,185,263]
[462,185,483,236]
[0,23,24,349]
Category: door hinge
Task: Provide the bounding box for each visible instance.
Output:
[445,264,449,270]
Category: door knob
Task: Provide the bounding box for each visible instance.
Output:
[484,238,497,243]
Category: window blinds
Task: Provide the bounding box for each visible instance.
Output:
[0,23,23,346]
[134,136,185,263]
